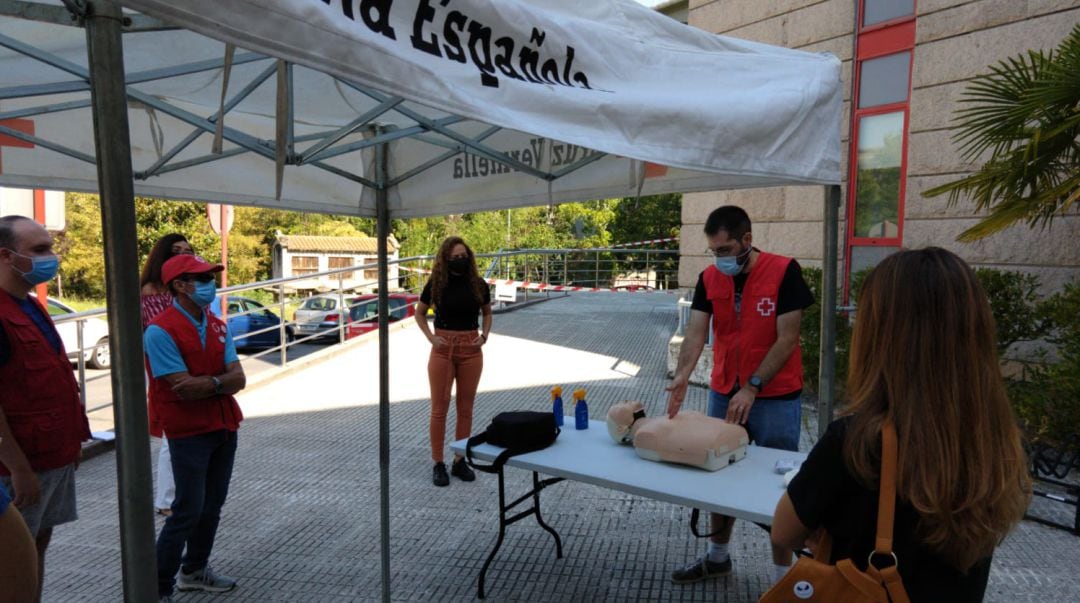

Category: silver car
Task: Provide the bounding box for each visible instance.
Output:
[293,294,354,341]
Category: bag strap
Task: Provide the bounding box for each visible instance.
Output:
[874,421,898,555]
[465,433,521,474]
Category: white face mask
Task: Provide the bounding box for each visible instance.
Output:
[714,243,752,276]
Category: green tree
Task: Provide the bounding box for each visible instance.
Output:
[923,24,1080,241]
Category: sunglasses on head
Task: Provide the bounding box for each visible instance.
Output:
[179,273,216,283]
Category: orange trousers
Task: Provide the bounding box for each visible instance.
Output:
[428,329,484,463]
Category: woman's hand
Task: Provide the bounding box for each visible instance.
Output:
[471,334,487,346]
[430,335,448,348]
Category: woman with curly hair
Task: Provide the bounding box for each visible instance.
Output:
[415,236,492,487]
[771,247,1031,601]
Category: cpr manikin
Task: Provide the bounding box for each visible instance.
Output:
[606,401,749,471]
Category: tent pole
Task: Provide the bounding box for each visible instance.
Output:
[375,137,392,603]
[84,2,158,601]
[817,184,841,438]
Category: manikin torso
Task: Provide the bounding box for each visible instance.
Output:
[606,401,749,471]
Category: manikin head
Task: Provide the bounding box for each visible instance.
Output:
[606,401,647,444]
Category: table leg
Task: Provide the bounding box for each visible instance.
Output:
[476,467,566,599]
[533,471,564,558]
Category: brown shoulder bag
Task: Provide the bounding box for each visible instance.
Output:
[759,422,910,603]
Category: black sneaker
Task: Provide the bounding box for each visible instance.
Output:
[433,462,450,487]
[450,458,476,482]
[671,555,732,584]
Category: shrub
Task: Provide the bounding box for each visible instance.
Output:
[974,268,1053,356]
[1010,281,1080,449]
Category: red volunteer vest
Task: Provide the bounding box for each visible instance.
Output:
[703,251,803,397]
[147,305,242,439]
[0,289,91,476]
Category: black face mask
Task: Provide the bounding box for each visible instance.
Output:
[448,258,470,274]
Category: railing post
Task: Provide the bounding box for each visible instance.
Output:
[279,282,287,366]
[594,251,600,287]
[76,319,87,408]
[338,273,345,345]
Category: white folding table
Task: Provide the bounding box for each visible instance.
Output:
[451,418,807,599]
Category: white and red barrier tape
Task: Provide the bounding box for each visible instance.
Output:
[610,236,678,248]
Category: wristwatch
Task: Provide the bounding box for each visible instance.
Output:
[211,376,224,395]
[747,375,765,393]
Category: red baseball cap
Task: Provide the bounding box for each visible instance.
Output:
[161,254,224,286]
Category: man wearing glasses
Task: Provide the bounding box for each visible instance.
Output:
[666,206,813,586]
[144,254,245,602]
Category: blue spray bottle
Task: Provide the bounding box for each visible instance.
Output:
[573,388,589,430]
[551,386,564,427]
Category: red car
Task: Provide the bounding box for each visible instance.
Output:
[345,293,420,340]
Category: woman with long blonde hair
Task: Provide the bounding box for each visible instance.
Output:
[771,247,1031,601]
[415,236,492,487]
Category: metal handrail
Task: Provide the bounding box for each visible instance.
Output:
[61,246,680,418]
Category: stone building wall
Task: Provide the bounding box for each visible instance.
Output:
[679,0,1080,294]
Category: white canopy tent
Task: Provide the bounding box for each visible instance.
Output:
[0,1,842,599]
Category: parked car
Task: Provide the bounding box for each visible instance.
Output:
[39,296,111,369]
[293,294,356,341]
[209,296,294,350]
[345,293,420,340]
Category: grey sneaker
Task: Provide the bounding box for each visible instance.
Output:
[671,555,732,584]
[177,565,238,593]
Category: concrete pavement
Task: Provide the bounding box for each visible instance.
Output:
[43,292,1080,602]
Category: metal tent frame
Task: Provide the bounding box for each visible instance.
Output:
[0,2,841,600]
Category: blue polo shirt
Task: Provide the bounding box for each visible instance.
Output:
[144,300,238,378]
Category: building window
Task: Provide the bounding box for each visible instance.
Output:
[845,1,916,298]
[291,255,319,276]
[328,256,354,280]
[362,256,378,282]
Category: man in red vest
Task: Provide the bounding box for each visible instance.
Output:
[0,215,91,602]
[144,254,245,603]
[666,206,813,586]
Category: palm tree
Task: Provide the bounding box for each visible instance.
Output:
[923,24,1080,242]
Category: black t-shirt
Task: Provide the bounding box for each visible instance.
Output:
[787,417,992,603]
[420,274,491,331]
[691,257,814,400]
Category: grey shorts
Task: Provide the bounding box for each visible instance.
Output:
[0,463,78,537]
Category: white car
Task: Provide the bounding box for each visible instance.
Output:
[41,297,111,370]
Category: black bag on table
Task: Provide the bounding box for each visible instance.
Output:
[465,411,560,473]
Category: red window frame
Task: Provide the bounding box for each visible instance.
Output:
[844,1,916,300]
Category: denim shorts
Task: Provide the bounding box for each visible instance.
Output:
[707,390,801,451]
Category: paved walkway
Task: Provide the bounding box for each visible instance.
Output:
[45,292,1080,601]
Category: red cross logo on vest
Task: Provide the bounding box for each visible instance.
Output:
[757,297,776,317]
[0,118,35,175]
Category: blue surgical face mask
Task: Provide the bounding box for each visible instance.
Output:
[6,250,59,285]
[713,243,752,276]
[188,280,217,307]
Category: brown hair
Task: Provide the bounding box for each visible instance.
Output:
[140,233,191,289]
[428,236,486,307]
[842,247,1031,572]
